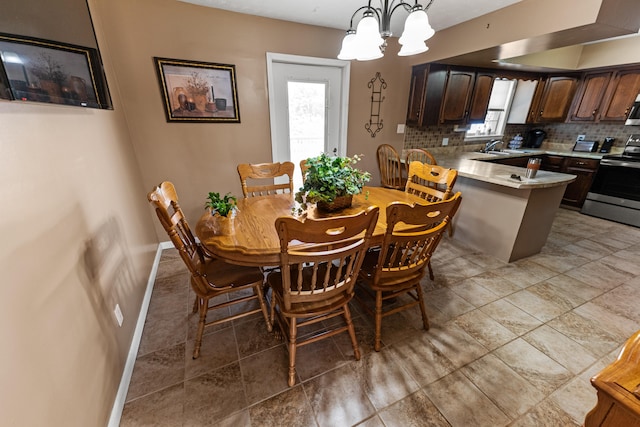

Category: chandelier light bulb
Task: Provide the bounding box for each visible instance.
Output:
[337,30,358,60]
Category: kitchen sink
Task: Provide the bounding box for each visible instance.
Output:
[479,150,513,156]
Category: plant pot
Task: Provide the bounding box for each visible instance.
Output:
[206,211,236,235]
[317,195,353,212]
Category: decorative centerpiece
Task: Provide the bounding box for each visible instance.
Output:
[294,153,370,215]
[205,192,237,235]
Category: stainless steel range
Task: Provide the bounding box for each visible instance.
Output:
[581,134,640,227]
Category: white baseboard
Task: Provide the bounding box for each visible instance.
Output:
[108,242,168,427]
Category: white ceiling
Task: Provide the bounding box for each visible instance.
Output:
[178,0,523,36]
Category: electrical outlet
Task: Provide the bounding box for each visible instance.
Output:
[442,137,449,146]
[577,134,586,141]
[114,304,124,327]
[396,124,405,134]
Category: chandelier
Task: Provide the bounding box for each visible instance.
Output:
[338,0,435,61]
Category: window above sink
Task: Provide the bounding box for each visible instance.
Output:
[465,79,516,142]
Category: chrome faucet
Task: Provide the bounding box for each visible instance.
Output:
[482,139,503,153]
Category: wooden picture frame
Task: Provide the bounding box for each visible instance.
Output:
[154,57,240,123]
[0,32,110,108]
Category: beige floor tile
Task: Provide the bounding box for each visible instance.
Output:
[547,311,623,357]
[248,385,316,427]
[120,383,184,427]
[183,363,246,424]
[126,343,185,402]
[452,309,517,350]
[378,390,451,427]
[523,325,597,374]
[357,349,420,410]
[493,338,573,395]
[505,289,570,322]
[480,299,542,336]
[304,363,376,427]
[460,353,545,418]
[240,345,292,405]
[424,370,510,427]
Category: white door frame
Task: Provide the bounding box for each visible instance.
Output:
[266,52,350,162]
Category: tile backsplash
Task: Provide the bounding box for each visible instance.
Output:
[405,122,637,155]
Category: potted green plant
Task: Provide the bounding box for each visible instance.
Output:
[295,153,371,214]
[205,192,237,235]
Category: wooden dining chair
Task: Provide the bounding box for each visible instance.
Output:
[405,160,458,279]
[356,193,462,351]
[147,181,271,359]
[237,161,295,198]
[299,159,309,184]
[376,144,405,190]
[404,148,437,179]
[266,206,379,386]
[405,161,457,203]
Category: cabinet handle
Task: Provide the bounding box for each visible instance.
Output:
[576,161,586,166]
[592,110,597,116]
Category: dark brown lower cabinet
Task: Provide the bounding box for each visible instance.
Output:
[561,157,600,207]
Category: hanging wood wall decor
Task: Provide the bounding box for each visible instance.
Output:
[366,72,386,137]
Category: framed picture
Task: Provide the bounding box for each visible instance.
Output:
[0,32,109,108]
[154,57,240,123]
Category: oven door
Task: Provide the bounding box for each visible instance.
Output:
[582,159,640,227]
[589,160,640,201]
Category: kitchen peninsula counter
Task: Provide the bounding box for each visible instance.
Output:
[431,151,577,262]
[436,152,576,190]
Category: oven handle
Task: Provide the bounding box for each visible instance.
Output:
[600,158,640,169]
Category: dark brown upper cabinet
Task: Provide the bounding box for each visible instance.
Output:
[530,75,579,123]
[406,63,495,127]
[406,63,429,126]
[598,68,640,122]
[568,68,640,123]
[568,71,613,122]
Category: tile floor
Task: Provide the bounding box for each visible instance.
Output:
[120,208,640,426]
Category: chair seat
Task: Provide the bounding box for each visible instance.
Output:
[202,259,264,291]
[359,249,425,290]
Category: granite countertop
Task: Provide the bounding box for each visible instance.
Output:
[434,151,578,190]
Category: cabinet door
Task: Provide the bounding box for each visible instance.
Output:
[599,69,640,122]
[440,69,475,124]
[532,76,579,123]
[569,72,612,122]
[542,155,565,172]
[406,64,429,126]
[562,158,600,207]
[467,72,495,123]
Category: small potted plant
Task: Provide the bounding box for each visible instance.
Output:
[294,153,371,214]
[205,192,237,235]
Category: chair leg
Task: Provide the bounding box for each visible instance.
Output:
[193,297,208,359]
[288,318,298,387]
[192,295,199,314]
[254,283,272,332]
[374,291,383,352]
[415,285,430,331]
[428,260,434,280]
[343,305,361,360]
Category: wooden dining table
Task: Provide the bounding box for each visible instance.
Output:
[195,186,428,267]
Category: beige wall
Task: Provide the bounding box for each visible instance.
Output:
[0,8,158,426]
[3,0,638,424]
